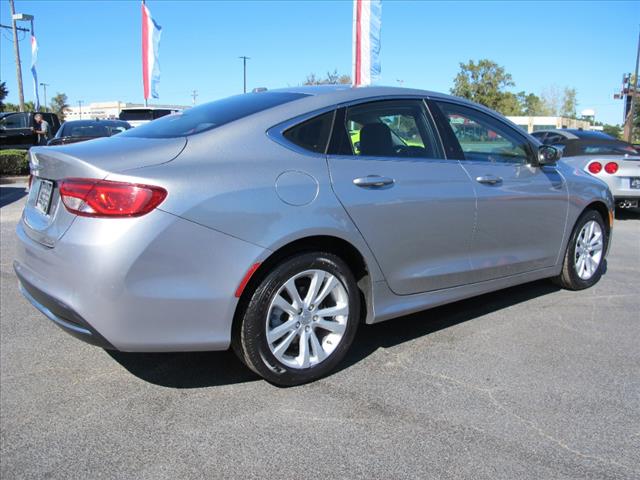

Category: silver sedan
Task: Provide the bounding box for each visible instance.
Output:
[15,86,614,385]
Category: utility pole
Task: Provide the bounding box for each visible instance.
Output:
[238,56,250,93]
[191,90,198,106]
[8,0,25,111]
[625,28,640,143]
[78,100,83,120]
[40,83,49,111]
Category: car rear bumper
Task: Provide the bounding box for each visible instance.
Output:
[15,208,268,352]
[15,266,116,349]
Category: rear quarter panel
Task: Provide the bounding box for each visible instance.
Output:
[108,115,385,283]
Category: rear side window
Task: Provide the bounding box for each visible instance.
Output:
[283,111,334,153]
[0,114,28,129]
[328,99,444,159]
[121,92,308,138]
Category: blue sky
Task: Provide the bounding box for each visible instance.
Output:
[1,0,638,124]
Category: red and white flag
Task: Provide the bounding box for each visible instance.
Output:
[142,1,162,100]
[352,0,382,86]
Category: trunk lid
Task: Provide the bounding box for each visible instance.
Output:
[23,136,186,247]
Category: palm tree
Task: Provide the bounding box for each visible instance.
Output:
[0,82,8,112]
[50,93,69,121]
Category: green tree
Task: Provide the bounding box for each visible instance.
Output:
[50,92,69,121]
[518,92,550,116]
[2,102,20,112]
[497,92,523,116]
[304,69,351,85]
[0,82,7,112]
[602,124,622,139]
[24,101,35,112]
[560,87,577,118]
[451,59,515,112]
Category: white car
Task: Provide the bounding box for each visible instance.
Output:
[532,129,640,209]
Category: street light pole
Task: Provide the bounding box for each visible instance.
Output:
[40,83,49,111]
[8,0,25,112]
[238,56,250,93]
[626,28,640,143]
[78,100,83,120]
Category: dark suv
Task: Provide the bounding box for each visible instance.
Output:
[0,112,61,150]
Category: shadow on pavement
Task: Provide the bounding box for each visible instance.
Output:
[0,187,27,208]
[614,208,640,221]
[108,279,560,389]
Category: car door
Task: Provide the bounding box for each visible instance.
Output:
[430,100,568,282]
[327,99,477,295]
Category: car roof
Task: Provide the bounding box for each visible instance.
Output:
[62,119,129,126]
[531,129,617,141]
[271,84,468,104]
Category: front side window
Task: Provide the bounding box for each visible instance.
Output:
[330,100,443,159]
[436,102,531,164]
[283,111,334,153]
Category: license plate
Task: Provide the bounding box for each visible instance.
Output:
[35,180,54,214]
[631,177,640,189]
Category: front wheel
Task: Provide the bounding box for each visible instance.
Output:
[553,209,607,290]
[235,252,360,386]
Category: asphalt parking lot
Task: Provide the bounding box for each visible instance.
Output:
[1,181,639,480]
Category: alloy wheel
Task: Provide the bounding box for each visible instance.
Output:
[574,220,604,280]
[265,269,349,369]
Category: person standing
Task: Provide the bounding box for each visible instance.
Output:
[32,114,50,145]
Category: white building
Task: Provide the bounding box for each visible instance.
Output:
[64,101,190,121]
[507,116,593,133]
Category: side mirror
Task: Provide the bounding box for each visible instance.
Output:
[537,145,560,166]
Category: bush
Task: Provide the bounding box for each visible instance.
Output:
[0,149,29,176]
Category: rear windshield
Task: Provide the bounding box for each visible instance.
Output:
[121,92,308,138]
[119,110,154,121]
[577,144,638,156]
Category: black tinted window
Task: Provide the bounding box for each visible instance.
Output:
[0,113,28,129]
[122,92,308,138]
[119,110,154,121]
[283,111,334,153]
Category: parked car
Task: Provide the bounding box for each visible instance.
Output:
[0,111,61,150]
[48,119,131,146]
[531,129,640,209]
[16,87,614,386]
[118,107,181,128]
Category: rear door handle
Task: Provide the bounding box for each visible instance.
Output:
[475,175,503,185]
[353,175,395,188]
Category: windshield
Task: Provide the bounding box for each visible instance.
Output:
[119,110,154,121]
[120,92,308,139]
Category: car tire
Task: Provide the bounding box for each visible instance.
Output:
[553,209,607,290]
[235,252,360,386]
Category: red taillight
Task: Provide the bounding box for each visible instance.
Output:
[587,162,602,174]
[59,178,167,218]
[604,162,618,174]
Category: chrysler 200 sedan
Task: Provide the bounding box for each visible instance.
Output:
[15,86,614,386]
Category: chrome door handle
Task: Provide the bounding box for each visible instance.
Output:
[353,175,395,188]
[475,175,503,185]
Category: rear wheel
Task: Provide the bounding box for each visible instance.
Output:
[553,209,607,290]
[235,252,360,386]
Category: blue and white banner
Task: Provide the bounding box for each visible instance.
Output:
[352,0,381,86]
[142,2,162,100]
[31,35,40,110]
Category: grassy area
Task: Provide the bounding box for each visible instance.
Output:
[0,149,29,176]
